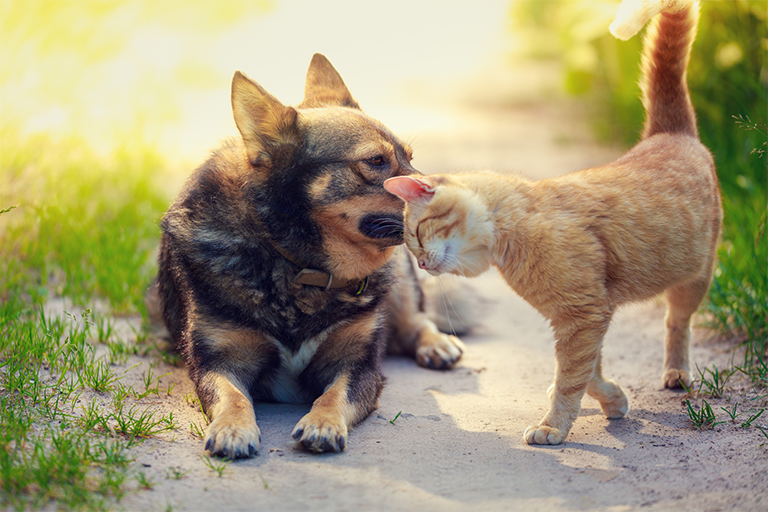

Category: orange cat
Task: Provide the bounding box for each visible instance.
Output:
[384,0,721,445]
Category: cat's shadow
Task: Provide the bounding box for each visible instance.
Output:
[570,404,689,456]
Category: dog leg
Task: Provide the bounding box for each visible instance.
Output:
[291,373,363,453]
[200,372,261,459]
[291,314,384,452]
[187,323,274,458]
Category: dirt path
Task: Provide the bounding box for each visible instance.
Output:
[102,97,767,512]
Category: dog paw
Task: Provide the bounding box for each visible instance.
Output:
[204,416,261,459]
[416,333,465,370]
[524,424,568,445]
[662,368,692,390]
[292,411,347,453]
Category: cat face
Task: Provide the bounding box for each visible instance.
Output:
[384,175,494,278]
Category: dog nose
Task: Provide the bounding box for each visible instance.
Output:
[394,160,420,177]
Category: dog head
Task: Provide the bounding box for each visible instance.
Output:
[232,54,418,281]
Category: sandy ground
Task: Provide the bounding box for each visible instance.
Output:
[66,94,765,512]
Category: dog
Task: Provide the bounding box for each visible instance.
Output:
[145,54,466,458]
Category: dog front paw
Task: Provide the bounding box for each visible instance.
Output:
[292,411,347,453]
[416,332,465,370]
[524,424,568,445]
[205,415,261,459]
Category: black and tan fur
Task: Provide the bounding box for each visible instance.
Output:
[146,54,464,458]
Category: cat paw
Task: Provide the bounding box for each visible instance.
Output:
[416,333,465,370]
[601,393,629,419]
[204,416,261,459]
[662,368,692,390]
[292,411,347,453]
[524,424,568,445]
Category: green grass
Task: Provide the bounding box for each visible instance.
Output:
[0,129,167,313]
[200,455,230,477]
[695,364,732,399]
[165,466,188,481]
[0,131,184,509]
[688,362,766,439]
[685,398,724,430]
[0,2,279,508]
[0,296,191,509]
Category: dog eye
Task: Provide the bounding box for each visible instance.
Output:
[365,156,385,167]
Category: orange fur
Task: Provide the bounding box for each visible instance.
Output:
[385,0,721,445]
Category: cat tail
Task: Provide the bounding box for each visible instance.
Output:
[610,0,700,140]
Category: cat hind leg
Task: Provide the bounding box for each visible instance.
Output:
[662,277,709,389]
[586,352,628,418]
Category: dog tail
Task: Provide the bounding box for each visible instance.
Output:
[610,0,700,140]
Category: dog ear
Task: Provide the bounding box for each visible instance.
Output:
[383,176,436,203]
[231,71,300,168]
[302,53,360,109]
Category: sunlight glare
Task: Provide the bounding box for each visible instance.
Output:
[1,0,512,167]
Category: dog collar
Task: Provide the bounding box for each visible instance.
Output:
[270,242,369,294]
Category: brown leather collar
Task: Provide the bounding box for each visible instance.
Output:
[269,241,369,293]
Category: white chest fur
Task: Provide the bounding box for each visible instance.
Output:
[269,332,326,404]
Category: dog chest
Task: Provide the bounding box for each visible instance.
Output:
[267,333,326,404]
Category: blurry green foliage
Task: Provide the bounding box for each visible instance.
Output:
[0,0,271,314]
[0,0,271,60]
[0,127,169,313]
[0,0,274,160]
[511,0,767,360]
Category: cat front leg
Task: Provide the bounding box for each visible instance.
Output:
[525,313,612,445]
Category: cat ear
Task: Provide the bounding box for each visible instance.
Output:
[231,71,300,168]
[383,176,436,203]
[301,53,361,109]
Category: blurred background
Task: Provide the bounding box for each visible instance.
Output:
[1,0,765,354]
[1,0,521,167]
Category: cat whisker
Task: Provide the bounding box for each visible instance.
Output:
[433,277,455,336]
[437,277,468,335]
[435,276,470,337]
[442,252,472,275]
